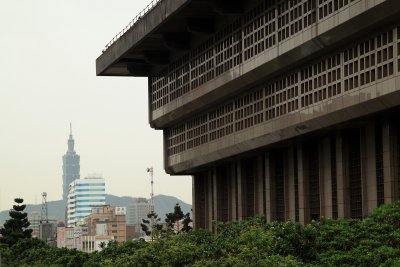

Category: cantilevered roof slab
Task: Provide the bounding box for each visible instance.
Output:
[96,0,241,77]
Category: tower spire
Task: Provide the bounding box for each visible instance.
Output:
[67,123,75,152]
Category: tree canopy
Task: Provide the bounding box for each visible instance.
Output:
[0,198,32,246]
[2,201,400,266]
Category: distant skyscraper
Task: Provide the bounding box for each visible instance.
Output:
[126,198,153,235]
[62,124,80,202]
[67,176,106,226]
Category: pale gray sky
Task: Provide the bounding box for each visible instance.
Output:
[0,0,192,211]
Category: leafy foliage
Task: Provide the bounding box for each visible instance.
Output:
[3,202,400,266]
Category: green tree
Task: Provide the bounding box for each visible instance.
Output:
[165,203,192,233]
[0,198,32,246]
[141,211,163,239]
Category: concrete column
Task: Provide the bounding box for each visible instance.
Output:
[383,119,400,203]
[265,152,274,223]
[237,160,243,220]
[212,167,218,223]
[230,163,237,220]
[257,155,265,215]
[207,170,213,231]
[363,124,377,214]
[287,146,296,221]
[297,144,309,224]
[336,132,350,218]
[320,137,333,219]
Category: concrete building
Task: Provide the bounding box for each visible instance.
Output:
[82,235,114,253]
[62,124,80,202]
[126,198,153,235]
[67,177,106,226]
[57,226,65,248]
[86,205,127,243]
[28,211,57,241]
[96,0,400,228]
[57,221,88,250]
[39,221,57,245]
[28,211,41,237]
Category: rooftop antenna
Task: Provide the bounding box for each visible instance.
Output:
[146,167,154,213]
[40,192,48,224]
[146,166,155,241]
[70,122,72,135]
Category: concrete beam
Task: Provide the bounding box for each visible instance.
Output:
[186,18,215,34]
[214,0,244,15]
[163,32,192,51]
[144,50,170,65]
[127,63,151,77]
[96,0,190,76]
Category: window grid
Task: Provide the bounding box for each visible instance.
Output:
[151,0,360,112]
[215,19,243,76]
[169,55,190,102]
[166,26,400,156]
[318,0,358,20]
[277,0,303,42]
[186,115,208,150]
[208,103,234,142]
[234,89,264,132]
[190,38,214,90]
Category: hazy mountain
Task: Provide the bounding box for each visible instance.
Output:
[0,194,191,226]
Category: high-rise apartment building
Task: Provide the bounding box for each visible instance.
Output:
[126,198,153,234]
[67,177,106,226]
[62,124,80,202]
[96,0,400,229]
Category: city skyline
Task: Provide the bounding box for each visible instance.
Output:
[0,0,192,211]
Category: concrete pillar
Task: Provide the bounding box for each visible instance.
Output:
[336,132,350,218]
[265,152,274,223]
[237,160,243,220]
[257,155,265,215]
[363,124,377,214]
[297,143,309,224]
[383,119,400,203]
[320,137,333,219]
[287,147,296,220]
[212,167,218,223]
[230,163,237,220]
[207,170,213,231]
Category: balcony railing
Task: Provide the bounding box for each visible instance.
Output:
[102,0,163,53]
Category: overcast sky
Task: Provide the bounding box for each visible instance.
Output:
[0,0,192,211]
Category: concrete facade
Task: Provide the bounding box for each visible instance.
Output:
[86,206,127,243]
[97,0,400,228]
[126,198,154,236]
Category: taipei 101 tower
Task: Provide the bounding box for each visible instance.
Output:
[62,124,80,202]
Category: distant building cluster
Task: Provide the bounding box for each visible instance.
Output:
[57,205,137,252]
[55,128,152,251]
